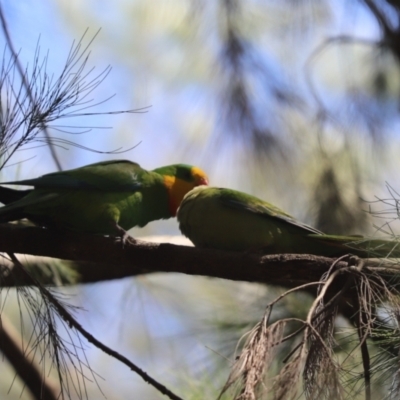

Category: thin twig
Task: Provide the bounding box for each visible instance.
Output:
[8,253,185,400]
[0,3,62,170]
[357,308,371,400]
[352,258,372,400]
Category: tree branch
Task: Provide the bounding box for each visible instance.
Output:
[0,224,398,289]
[0,314,59,400]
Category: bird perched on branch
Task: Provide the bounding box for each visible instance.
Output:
[178,186,399,258]
[0,160,208,241]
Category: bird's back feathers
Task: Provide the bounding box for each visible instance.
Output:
[178,186,400,258]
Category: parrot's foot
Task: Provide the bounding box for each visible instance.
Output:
[121,231,137,247]
[114,223,136,247]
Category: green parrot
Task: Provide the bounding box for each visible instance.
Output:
[177,186,400,258]
[0,160,208,239]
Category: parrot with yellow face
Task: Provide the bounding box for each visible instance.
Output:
[0,160,208,240]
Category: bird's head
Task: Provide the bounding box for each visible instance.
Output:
[153,164,208,216]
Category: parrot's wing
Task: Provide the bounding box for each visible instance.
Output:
[0,192,60,222]
[0,186,31,205]
[0,160,143,192]
[221,197,324,235]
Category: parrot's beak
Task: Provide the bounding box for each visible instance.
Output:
[198,177,209,186]
[190,166,209,186]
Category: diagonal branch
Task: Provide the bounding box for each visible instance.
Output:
[9,253,185,400]
[0,313,59,400]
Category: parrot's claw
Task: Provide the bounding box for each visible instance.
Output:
[120,231,137,247]
[113,223,135,248]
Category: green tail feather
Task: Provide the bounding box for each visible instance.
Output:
[309,234,400,258]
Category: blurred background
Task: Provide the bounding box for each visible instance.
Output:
[1,0,400,398]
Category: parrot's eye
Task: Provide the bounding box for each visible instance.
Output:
[182,169,194,181]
